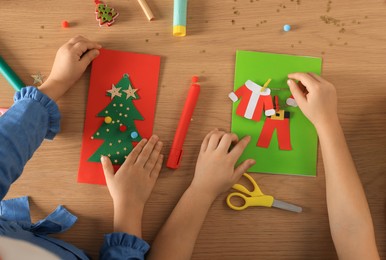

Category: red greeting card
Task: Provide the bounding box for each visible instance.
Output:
[78,48,161,185]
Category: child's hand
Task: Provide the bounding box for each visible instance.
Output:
[39,36,102,101]
[287,73,338,130]
[101,135,163,236]
[190,129,255,200]
[101,136,163,210]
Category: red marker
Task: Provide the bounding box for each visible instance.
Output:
[167,76,200,169]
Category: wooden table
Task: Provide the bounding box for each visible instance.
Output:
[1,0,385,259]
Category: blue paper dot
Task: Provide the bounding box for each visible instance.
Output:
[131,131,138,139]
[283,24,291,32]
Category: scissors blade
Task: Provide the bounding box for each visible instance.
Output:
[272,199,302,213]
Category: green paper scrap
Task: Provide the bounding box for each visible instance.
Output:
[88,74,143,165]
[231,50,322,176]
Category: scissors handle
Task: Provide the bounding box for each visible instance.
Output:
[226,192,274,211]
[231,173,264,197]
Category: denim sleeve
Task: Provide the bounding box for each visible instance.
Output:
[100,232,150,260]
[0,87,60,200]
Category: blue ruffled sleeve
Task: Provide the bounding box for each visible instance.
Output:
[100,232,150,260]
[0,87,61,200]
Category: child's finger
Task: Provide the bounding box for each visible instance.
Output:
[74,40,102,53]
[287,79,307,108]
[233,159,256,180]
[307,73,322,82]
[207,130,226,150]
[68,35,86,45]
[80,49,100,66]
[287,73,318,91]
[144,141,163,171]
[150,154,164,179]
[228,135,251,160]
[101,156,114,181]
[135,135,159,167]
[123,138,147,166]
[217,133,238,152]
[200,128,218,152]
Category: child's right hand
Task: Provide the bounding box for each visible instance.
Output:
[287,73,338,130]
[190,129,255,201]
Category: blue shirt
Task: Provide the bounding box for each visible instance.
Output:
[0,87,150,259]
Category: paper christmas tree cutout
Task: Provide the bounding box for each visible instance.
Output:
[95,3,119,26]
[88,74,143,164]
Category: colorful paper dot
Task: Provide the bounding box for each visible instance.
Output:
[131,131,138,139]
[105,116,112,124]
[283,24,291,32]
[61,20,69,28]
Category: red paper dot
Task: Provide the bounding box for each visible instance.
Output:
[119,125,127,132]
[192,76,199,83]
[61,20,69,28]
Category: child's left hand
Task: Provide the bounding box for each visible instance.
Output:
[39,36,102,101]
[101,135,163,211]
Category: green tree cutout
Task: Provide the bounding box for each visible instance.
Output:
[88,74,143,164]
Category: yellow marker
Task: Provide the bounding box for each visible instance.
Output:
[260,78,271,92]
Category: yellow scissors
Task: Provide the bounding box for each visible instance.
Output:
[226,173,302,213]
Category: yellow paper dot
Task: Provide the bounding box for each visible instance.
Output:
[118,140,121,143]
[126,108,130,111]
[123,147,127,151]
[116,151,120,154]
[105,116,112,124]
[108,154,111,157]
[105,111,108,114]
[120,104,123,107]
[90,136,94,140]
[114,160,118,163]
[106,129,110,132]
[119,113,122,116]
[113,104,116,107]
[109,143,112,146]
[124,114,128,117]
[96,132,100,136]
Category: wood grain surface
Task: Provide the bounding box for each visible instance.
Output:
[1,0,385,259]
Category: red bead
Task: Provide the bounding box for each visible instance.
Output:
[61,20,69,28]
[119,125,127,132]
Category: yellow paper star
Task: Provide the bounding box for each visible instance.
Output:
[107,84,122,99]
[123,85,138,99]
[31,72,44,85]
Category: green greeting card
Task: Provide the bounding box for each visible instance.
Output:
[231,50,322,176]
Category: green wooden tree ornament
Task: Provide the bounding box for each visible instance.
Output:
[88,74,144,164]
[95,3,119,27]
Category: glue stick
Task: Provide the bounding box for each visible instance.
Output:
[173,0,188,36]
